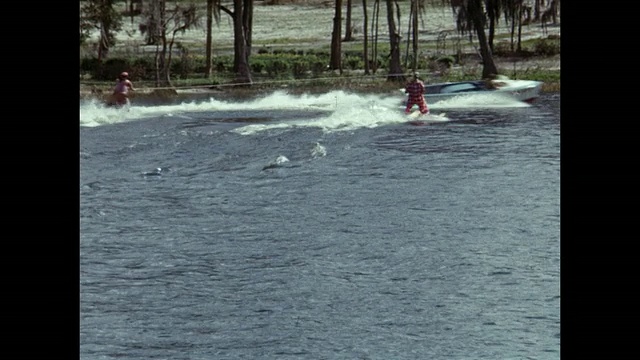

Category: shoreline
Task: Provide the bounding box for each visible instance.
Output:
[81,52,560,99]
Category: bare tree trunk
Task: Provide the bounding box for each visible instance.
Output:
[205,0,213,77]
[98,26,107,62]
[147,0,161,45]
[411,0,418,72]
[243,0,253,58]
[167,30,179,87]
[467,0,497,78]
[232,0,252,85]
[385,0,403,82]
[487,0,497,53]
[550,0,558,24]
[344,0,353,41]
[154,43,161,87]
[372,0,380,73]
[152,0,170,87]
[330,0,343,72]
[517,4,523,52]
[96,0,115,61]
[362,0,369,74]
[219,1,253,85]
[403,1,412,68]
[510,5,516,52]
[159,1,170,86]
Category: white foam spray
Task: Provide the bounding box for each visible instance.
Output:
[80,89,527,132]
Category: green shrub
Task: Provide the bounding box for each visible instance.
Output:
[169,58,182,78]
[170,52,204,79]
[131,57,155,80]
[436,55,455,68]
[310,60,327,76]
[251,59,267,74]
[292,59,310,78]
[415,55,430,70]
[426,55,453,74]
[214,56,233,72]
[80,57,101,74]
[272,49,298,56]
[533,39,560,56]
[493,41,513,56]
[345,55,363,70]
[306,49,330,58]
[101,58,131,80]
[266,59,290,76]
[343,50,361,58]
[191,56,208,73]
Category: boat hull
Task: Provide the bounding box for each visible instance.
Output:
[420,79,543,105]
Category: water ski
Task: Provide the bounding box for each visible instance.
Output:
[406,111,448,125]
[407,110,426,125]
[407,110,422,119]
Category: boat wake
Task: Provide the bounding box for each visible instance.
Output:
[80,88,528,132]
[430,92,532,108]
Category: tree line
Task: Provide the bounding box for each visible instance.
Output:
[80,0,560,87]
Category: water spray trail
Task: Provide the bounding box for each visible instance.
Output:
[80,89,527,130]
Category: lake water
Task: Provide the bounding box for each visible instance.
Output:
[80,89,560,359]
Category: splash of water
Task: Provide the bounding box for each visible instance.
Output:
[311,142,327,158]
[231,90,414,135]
[80,97,242,127]
[262,155,290,170]
[431,92,532,108]
[80,89,527,132]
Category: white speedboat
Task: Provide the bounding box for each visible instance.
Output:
[418,78,543,105]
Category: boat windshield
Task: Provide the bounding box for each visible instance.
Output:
[439,83,482,93]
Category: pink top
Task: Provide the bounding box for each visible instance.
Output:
[114,80,132,94]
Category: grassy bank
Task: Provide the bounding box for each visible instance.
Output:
[81,63,559,104]
[81,39,560,100]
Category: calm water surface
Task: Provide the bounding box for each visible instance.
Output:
[80,90,560,359]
